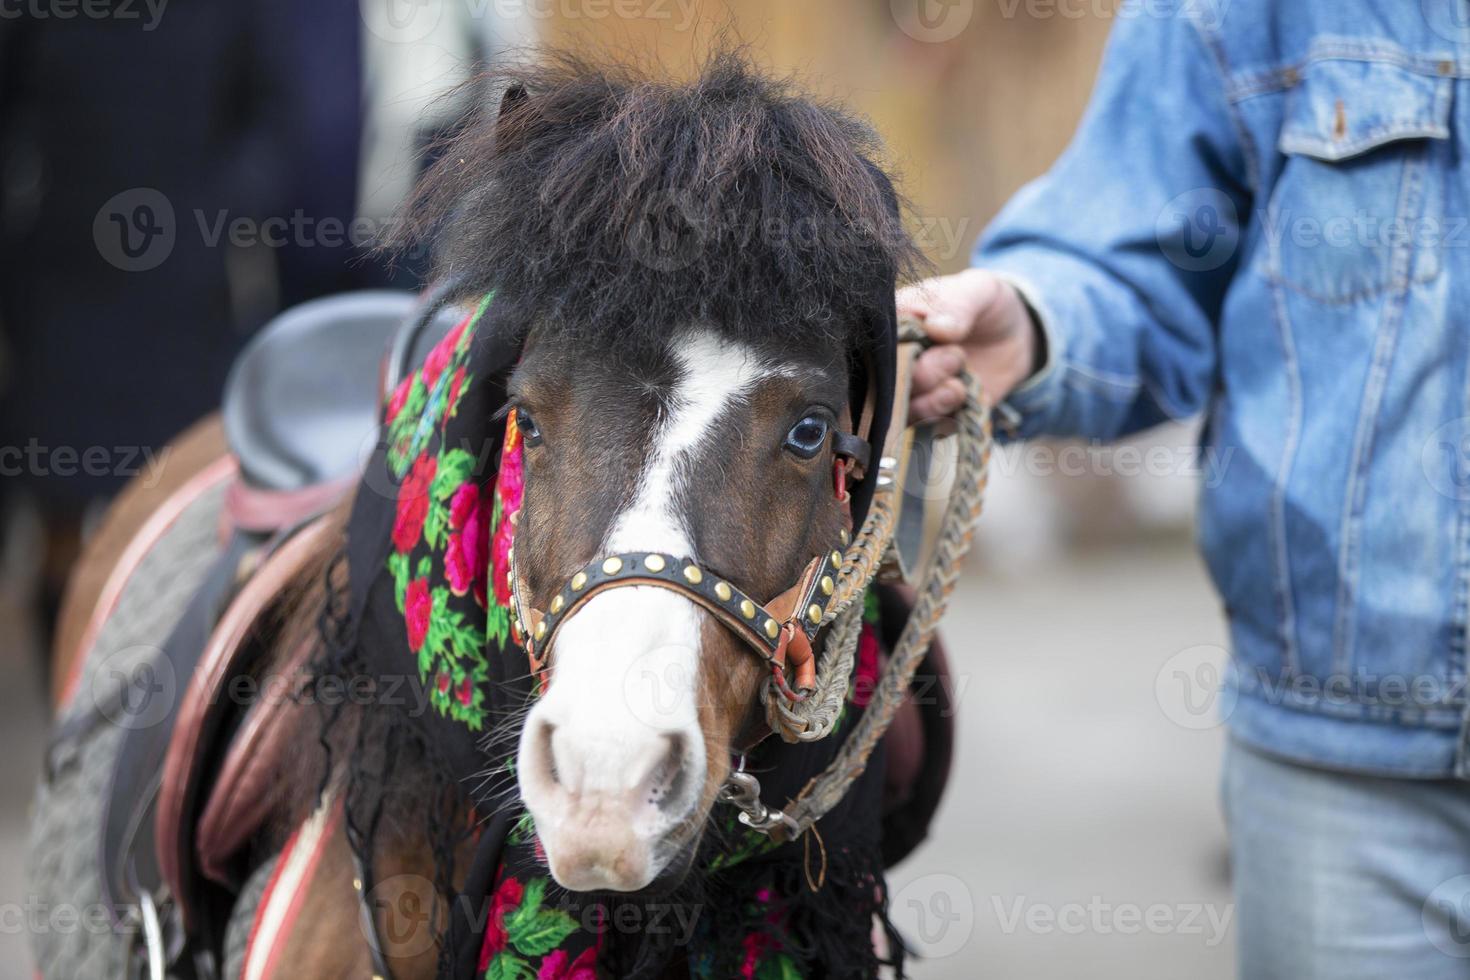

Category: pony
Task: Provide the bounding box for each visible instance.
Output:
[31,51,967,980]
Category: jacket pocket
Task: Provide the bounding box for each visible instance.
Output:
[1264,57,1452,305]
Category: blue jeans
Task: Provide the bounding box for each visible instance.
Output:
[1224,738,1470,978]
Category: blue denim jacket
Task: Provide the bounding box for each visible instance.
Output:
[976,0,1470,778]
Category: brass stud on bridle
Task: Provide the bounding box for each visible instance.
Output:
[644,554,666,572]
[571,571,588,591]
[602,557,623,575]
[715,581,733,601]
[683,565,703,585]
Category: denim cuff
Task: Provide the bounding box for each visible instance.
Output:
[984,269,1066,440]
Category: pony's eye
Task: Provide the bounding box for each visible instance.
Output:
[515,409,543,447]
[784,415,829,459]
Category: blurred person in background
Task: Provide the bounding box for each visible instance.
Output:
[903,2,1470,977]
[0,2,527,655]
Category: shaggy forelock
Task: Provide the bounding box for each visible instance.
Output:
[393,51,921,354]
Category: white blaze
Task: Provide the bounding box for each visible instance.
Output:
[521,329,778,881]
[551,330,773,735]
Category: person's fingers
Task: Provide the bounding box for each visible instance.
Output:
[895,283,932,320]
[899,271,999,342]
[910,377,967,421]
[910,344,966,396]
[917,309,969,344]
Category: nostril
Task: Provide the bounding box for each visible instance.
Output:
[646,734,689,813]
[538,720,560,787]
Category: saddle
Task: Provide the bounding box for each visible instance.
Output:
[47,287,956,978]
[47,288,462,978]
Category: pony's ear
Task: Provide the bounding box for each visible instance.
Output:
[500,82,528,118]
[493,83,530,153]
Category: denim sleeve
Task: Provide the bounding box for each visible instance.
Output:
[976,8,1251,441]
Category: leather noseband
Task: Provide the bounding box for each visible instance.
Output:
[509,543,846,702]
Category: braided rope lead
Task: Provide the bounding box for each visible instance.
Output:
[769,360,992,841]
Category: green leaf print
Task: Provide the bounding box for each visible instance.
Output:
[506,879,578,957]
[484,952,535,980]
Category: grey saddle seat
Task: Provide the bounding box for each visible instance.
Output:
[223,289,463,492]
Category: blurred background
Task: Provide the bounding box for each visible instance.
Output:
[0,1,1232,976]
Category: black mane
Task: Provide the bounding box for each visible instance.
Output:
[392,51,921,353]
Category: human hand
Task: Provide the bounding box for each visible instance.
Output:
[897,269,1040,420]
